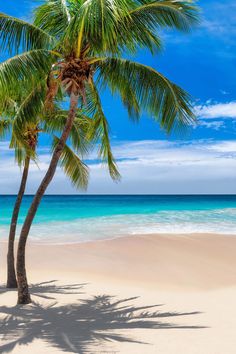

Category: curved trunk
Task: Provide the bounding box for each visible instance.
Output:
[16,93,79,304]
[7,156,30,288]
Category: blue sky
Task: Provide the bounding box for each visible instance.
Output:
[1,0,236,194]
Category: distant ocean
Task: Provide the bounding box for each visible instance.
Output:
[0,195,236,243]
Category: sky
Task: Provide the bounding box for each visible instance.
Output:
[0,0,236,194]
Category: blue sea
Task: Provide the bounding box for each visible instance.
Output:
[0,195,236,243]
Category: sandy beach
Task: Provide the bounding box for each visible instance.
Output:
[1,233,236,353]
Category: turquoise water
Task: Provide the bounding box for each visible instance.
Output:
[1,195,236,243]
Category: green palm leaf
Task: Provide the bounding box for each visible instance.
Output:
[53,135,89,189]
[97,57,195,132]
[64,0,199,55]
[0,13,54,54]
[128,1,199,32]
[0,95,17,117]
[0,49,58,94]
[86,82,121,181]
[42,109,93,156]
[64,0,133,55]
[12,84,46,146]
[115,0,199,53]
[10,133,29,166]
[34,0,71,38]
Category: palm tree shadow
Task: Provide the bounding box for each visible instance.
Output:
[0,280,86,300]
[30,280,87,300]
[0,291,206,354]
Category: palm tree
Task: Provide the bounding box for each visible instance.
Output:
[0,96,30,288]
[0,92,90,289]
[0,0,199,304]
[0,93,41,288]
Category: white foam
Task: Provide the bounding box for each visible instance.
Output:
[0,208,236,243]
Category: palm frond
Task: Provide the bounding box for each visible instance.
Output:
[86,82,120,181]
[65,0,198,55]
[11,84,46,156]
[128,1,200,32]
[0,13,54,54]
[0,95,17,117]
[33,0,71,39]
[53,135,89,189]
[120,25,163,54]
[97,57,196,133]
[0,49,58,94]
[114,0,199,53]
[64,0,132,55]
[10,134,29,167]
[42,109,93,156]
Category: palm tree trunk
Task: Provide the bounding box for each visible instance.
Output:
[16,93,79,304]
[7,156,30,288]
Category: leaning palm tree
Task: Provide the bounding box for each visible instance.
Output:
[0,92,40,288]
[0,0,199,303]
[0,91,91,289]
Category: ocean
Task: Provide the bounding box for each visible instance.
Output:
[0,195,236,243]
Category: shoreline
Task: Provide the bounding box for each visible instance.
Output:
[0,231,236,246]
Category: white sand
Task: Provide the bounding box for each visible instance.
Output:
[1,233,236,353]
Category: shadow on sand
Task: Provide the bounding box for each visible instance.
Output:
[0,280,86,300]
[0,281,205,353]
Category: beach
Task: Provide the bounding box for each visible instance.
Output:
[0,0,235,352]
[1,232,236,353]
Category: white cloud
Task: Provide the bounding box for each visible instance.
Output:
[194,102,236,119]
[195,120,225,131]
[87,140,236,194]
[1,140,236,194]
[207,141,236,153]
